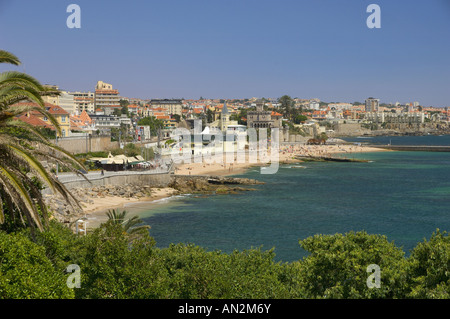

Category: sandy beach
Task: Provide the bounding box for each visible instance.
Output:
[81,187,179,229]
[80,143,388,229]
[173,143,388,176]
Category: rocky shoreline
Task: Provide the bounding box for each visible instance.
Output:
[169,175,265,195]
[45,175,265,226]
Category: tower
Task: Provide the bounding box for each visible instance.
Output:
[220,100,230,131]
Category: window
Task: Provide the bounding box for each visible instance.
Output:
[61,116,66,122]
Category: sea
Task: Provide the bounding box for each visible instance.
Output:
[127,135,450,262]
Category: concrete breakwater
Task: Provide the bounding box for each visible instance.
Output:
[368,145,450,152]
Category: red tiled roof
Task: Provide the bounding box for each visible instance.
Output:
[13,102,69,116]
[17,114,54,130]
[71,110,92,124]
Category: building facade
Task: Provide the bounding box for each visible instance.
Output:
[59,91,76,114]
[247,99,282,129]
[365,97,380,113]
[94,81,120,111]
[150,99,183,116]
[15,102,71,137]
[70,91,95,114]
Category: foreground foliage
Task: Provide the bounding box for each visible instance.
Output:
[0,221,449,299]
[0,49,86,233]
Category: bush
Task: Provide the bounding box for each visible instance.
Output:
[407,229,450,298]
[1,219,450,299]
[295,231,408,298]
[0,230,74,298]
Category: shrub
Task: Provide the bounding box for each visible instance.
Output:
[0,230,74,298]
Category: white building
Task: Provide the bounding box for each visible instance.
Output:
[95,81,120,110]
[365,97,380,112]
[59,91,75,114]
[309,101,320,110]
[365,111,425,124]
[70,91,95,114]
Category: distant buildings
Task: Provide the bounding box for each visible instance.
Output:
[247,99,282,129]
[309,101,320,110]
[150,99,183,116]
[209,101,238,131]
[365,111,425,124]
[365,97,380,112]
[94,81,120,115]
[70,91,95,114]
[42,85,75,114]
[59,91,75,114]
[89,114,121,132]
[15,102,71,137]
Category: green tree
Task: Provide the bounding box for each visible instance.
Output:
[123,143,140,157]
[119,99,129,108]
[137,116,164,136]
[0,230,74,298]
[0,50,85,233]
[105,209,151,242]
[206,108,214,123]
[279,95,295,121]
[295,231,408,298]
[112,108,122,117]
[407,229,450,298]
[74,221,163,298]
[171,113,181,123]
[294,114,308,124]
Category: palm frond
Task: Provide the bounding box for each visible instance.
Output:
[0,164,44,231]
[0,50,21,66]
[6,143,58,193]
[0,86,45,109]
[0,50,86,233]
[0,72,45,98]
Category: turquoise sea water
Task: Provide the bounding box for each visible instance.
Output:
[131,135,450,262]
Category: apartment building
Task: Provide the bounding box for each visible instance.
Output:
[150,99,183,116]
[42,85,76,115]
[94,81,120,112]
[365,97,380,112]
[70,91,95,114]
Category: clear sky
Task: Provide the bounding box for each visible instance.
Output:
[1,0,450,106]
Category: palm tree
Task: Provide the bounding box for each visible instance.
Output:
[106,209,150,240]
[0,50,86,233]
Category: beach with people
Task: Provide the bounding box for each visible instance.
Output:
[77,142,388,227]
[173,143,388,175]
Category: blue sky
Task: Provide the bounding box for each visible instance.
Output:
[1,0,450,106]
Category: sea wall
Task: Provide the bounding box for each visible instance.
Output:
[332,123,370,136]
[42,172,171,195]
[64,172,171,190]
[52,135,119,154]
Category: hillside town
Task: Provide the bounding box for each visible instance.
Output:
[15,80,450,162]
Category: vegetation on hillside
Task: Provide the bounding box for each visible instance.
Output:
[1,217,448,299]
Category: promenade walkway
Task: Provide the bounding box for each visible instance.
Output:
[55,159,174,184]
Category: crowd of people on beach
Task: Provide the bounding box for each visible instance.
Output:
[174,142,368,175]
[280,143,363,158]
